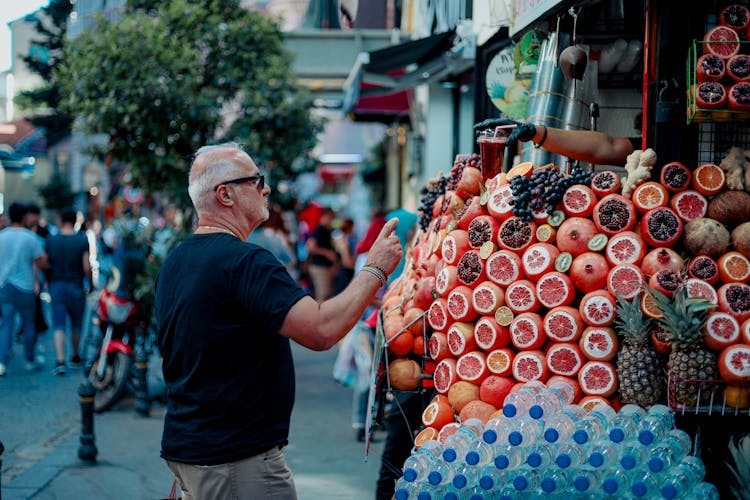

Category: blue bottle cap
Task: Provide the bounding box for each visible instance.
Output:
[527,452,542,467]
[453,474,468,489]
[483,429,497,444]
[495,454,510,469]
[427,470,442,485]
[479,474,494,490]
[648,457,665,472]
[574,476,591,491]
[394,488,410,500]
[632,481,648,497]
[589,452,604,468]
[609,428,625,443]
[442,448,457,462]
[508,431,523,446]
[639,429,655,445]
[529,404,544,419]
[513,475,529,491]
[556,453,572,468]
[541,477,556,492]
[621,453,637,470]
[503,404,517,418]
[544,428,559,443]
[466,451,480,465]
[573,429,589,444]
[444,494,459,500]
[602,478,619,494]
[403,468,417,482]
[417,492,432,500]
[662,484,678,499]
[471,495,486,500]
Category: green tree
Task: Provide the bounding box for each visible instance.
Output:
[16,0,75,146]
[55,0,322,207]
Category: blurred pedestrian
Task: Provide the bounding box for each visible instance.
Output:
[45,208,91,375]
[0,202,48,376]
[305,207,338,301]
[247,203,298,280]
[155,143,402,500]
[332,217,356,295]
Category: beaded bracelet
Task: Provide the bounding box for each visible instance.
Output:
[367,263,388,277]
[533,124,548,149]
[361,265,387,286]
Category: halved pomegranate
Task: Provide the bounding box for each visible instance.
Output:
[695,81,727,109]
[696,54,726,83]
[640,207,683,248]
[727,54,750,83]
[659,162,691,193]
[593,194,637,237]
[728,82,750,111]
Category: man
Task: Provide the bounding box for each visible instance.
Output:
[0,202,48,376]
[45,208,91,375]
[155,143,402,500]
[305,207,338,300]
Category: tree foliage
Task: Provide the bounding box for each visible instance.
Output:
[55,0,322,207]
[16,0,74,146]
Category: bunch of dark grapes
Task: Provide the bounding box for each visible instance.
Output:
[417,175,449,231]
[447,153,480,190]
[509,164,594,221]
[508,175,535,221]
[540,165,593,212]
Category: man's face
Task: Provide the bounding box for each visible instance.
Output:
[24,212,39,229]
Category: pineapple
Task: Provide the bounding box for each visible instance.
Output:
[649,286,718,407]
[614,294,664,407]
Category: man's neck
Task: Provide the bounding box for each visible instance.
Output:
[60,224,75,235]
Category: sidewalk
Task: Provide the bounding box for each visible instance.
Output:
[3,343,387,499]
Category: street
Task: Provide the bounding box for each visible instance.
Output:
[0,332,387,499]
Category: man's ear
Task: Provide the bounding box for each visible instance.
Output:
[216,186,233,207]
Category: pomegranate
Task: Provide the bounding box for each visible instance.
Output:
[640,206,683,248]
[456,250,487,288]
[497,216,537,253]
[718,283,750,322]
[442,229,471,265]
[659,162,691,193]
[456,196,485,230]
[590,170,622,198]
[593,194,637,237]
[641,247,684,277]
[456,166,483,200]
[694,81,727,109]
[467,215,500,249]
[413,276,437,310]
[687,255,720,286]
[556,217,597,257]
[569,252,610,293]
[727,54,750,82]
[718,343,750,382]
[648,269,682,298]
[696,54,726,82]
[479,375,514,408]
[720,4,750,32]
[728,81,750,111]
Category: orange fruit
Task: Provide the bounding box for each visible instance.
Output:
[724,384,750,409]
[421,394,455,430]
[718,251,750,283]
[494,305,514,326]
[536,224,557,244]
[437,422,461,444]
[486,347,514,376]
[632,181,669,214]
[579,395,612,413]
[692,163,726,196]
[414,426,440,449]
[641,292,664,319]
[506,161,534,180]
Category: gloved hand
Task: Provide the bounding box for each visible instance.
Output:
[473,118,537,147]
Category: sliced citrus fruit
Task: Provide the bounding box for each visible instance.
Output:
[414,426,440,449]
[506,161,534,180]
[479,240,497,259]
[421,395,455,430]
[632,181,669,214]
[494,305,514,326]
[536,223,557,244]
[718,251,750,283]
[486,347,514,376]
[692,163,726,196]
[640,292,664,319]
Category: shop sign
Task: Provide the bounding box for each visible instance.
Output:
[510,0,566,36]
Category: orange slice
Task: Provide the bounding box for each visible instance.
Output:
[692,163,726,197]
[536,224,557,244]
[506,161,534,180]
[414,426,440,449]
[718,251,750,283]
[640,292,664,319]
[494,305,514,326]
[632,181,669,214]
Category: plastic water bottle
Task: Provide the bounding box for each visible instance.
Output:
[502,388,537,418]
[548,379,577,405]
[630,472,660,498]
[506,417,543,446]
[426,461,456,488]
[586,442,618,469]
[464,439,494,467]
[572,413,608,445]
[477,466,506,493]
[403,441,444,482]
[618,443,648,471]
[660,457,706,499]
[511,467,541,492]
[608,404,645,443]
[450,462,480,496]
[528,385,567,420]
[683,481,720,499]
[524,443,554,469]
[571,468,602,494]
[543,412,578,444]
[395,478,419,499]
[493,445,524,471]
[647,429,692,474]
[442,420,483,463]
[540,469,571,494]
[482,415,512,446]
[554,444,586,469]
[600,469,630,496]
[638,404,674,445]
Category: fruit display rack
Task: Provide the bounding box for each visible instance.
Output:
[667,373,750,416]
[686,39,750,124]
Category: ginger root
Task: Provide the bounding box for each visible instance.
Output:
[621,148,657,198]
[719,146,745,191]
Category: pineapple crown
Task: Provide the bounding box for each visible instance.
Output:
[647,285,714,347]
[614,294,652,343]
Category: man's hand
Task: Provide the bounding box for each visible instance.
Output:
[473,118,537,147]
[365,218,403,276]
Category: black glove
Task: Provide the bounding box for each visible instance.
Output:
[473,118,537,147]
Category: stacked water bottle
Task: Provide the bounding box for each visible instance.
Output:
[395,380,719,500]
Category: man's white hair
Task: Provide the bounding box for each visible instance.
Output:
[188,142,248,213]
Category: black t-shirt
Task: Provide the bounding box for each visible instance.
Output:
[155,233,308,465]
[309,224,334,267]
[45,232,89,283]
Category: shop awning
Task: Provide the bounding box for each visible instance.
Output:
[343,29,474,120]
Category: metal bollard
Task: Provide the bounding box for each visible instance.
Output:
[134,344,150,417]
[1,439,4,500]
[78,381,98,463]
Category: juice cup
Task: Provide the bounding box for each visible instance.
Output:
[477,128,509,180]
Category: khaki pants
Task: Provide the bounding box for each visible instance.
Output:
[307,264,334,301]
[166,446,297,500]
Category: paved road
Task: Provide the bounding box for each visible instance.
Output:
[1,334,388,499]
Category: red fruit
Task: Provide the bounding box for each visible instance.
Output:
[546,343,584,377]
[659,162,691,193]
[535,271,576,308]
[696,54,726,82]
[472,281,505,315]
[413,335,426,356]
[413,276,437,310]
[511,350,549,383]
[547,375,583,404]
[570,252,610,294]
[468,215,500,249]
[428,297,450,331]
[579,290,617,327]
[685,277,719,306]
[497,216,537,253]
[487,184,515,221]
[456,250,487,288]
[605,231,646,266]
[641,247,685,277]
[456,350,489,384]
[404,307,428,336]
[561,184,598,218]
[670,190,707,223]
[387,329,414,356]
[717,283,750,322]
[741,318,750,344]
[579,326,619,361]
[720,4,750,33]
[479,375,514,408]
[442,230,471,265]
[651,325,672,354]
[485,249,524,287]
[640,207,683,248]
[428,331,451,362]
[509,312,546,350]
[607,263,644,300]
[703,311,741,351]
[435,265,459,297]
[590,170,622,198]
[521,242,560,282]
[727,54,750,83]
[456,166,483,200]
[447,286,478,323]
[505,279,540,314]
[456,196,485,231]
[421,396,454,431]
[474,316,511,351]
[433,358,458,394]
[719,343,750,382]
[648,269,683,298]
[487,347,515,376]
[556,217,597,257]
[447,321,477,356]
[703,26,740,60]
[544,306,585,343]
[578,361,618,397]
[694,81,727,109]
[728,82,750,111]
[438,422,461,444]
[593,194,637,237]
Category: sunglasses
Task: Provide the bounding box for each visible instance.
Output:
[213,174,265,192]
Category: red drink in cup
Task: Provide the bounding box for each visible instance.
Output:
[477,127,509,180]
